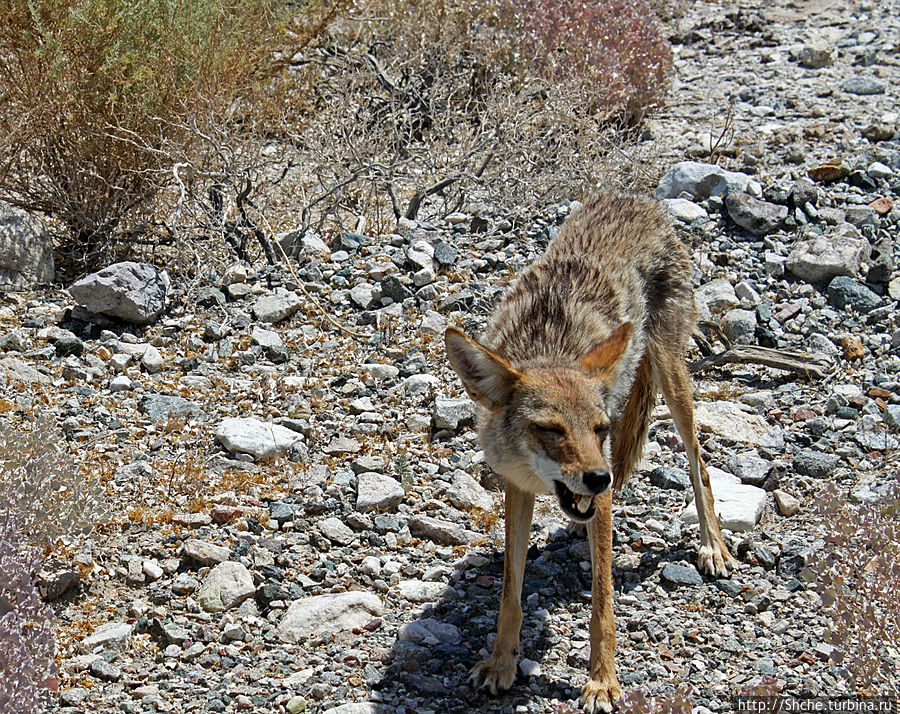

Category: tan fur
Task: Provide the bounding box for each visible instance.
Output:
[445,194,736,713]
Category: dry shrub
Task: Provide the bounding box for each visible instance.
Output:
[279,0,670,240]
[0,0,283,271]
[0,522,57,714]
[515,0,673,123]
[813,481,900,696]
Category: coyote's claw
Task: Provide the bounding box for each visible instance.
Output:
[580,676,623,713]
[697,542,737,578]
[469,655,517,695]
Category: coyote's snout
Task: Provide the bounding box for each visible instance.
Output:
[445,194,736,712]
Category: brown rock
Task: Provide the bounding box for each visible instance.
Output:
[869,197,893,216]
[808,160,849,183]
[842,335,865,360]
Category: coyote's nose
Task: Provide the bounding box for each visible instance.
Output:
[583,470,611,494]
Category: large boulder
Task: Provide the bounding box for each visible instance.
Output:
[0,203,54,287]
[69,261,169,323]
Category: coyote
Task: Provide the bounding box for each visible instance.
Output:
[445,194,736,712]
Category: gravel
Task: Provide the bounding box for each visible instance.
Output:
[7,1,899,712]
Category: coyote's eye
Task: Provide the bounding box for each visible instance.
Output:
[535,424,565,438]
[594,426,609,442]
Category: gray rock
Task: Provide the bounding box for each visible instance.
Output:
[660,563,702,586]
[655,161,753,200]
[0,203,55,287]
[841,77,886,95]
[35,560,80,600]
[252,288,303,323]
[434,241,458,266]
[798,37,833,68]
[778,540,814,578]
[792,450,839,478]
[725,192,787,235]
[139,394,204,422]
[215,417,302,459]
[277,592,382,643]
[722,308,757,345]
[786,223,871,283]
[320,516,356,545]
[807,333,840,360]
[827,276,881,313]
[433,398,476,430]
[397,618,461,645]
[69,262,169,323]
[89,658,122,682]
[323,437,362,455]
[419,310,447,337]
[649,466,690,490]
[695,278,738,315]
[408,514,481,545]
[726,450,772,486]
[885,405,900,430]
[682,467,766,531]
[446,470,493,511]
[791,178,819,207]
[197,561,255,612]
[356,472,405,513]
[78,622,133,654]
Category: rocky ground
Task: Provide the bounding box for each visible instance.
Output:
[4,0,899,712]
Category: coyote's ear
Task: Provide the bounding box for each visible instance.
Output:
[445,326,521,409]
[579,322,633,382]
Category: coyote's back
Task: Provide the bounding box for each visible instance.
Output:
[484,193,697,370]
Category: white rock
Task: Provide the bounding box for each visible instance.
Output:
[277,592,382,643]
[446,470,493,511]
[181,539,231,565]
[109,375,133,392]
[786,223,871,283]
[774,489,800,517]
[655,161,753,200]
[682,468,766,532]
[433,398,476,430]
[396,579,453,603]
[365,363,400,380]
[419,310,447,336]
[397,618,461,644]
[215,417,302,459]
[321,705,391,714]
[78,622,133,654]
[360,556,381,577]
[695,278,738,314]
[142,560,163,581]
[0,357,49,385]
[141,344,164,373]
[350,282,379,309]
[301,233,331,258]
[252,288,303,323]
[660,198,709,223]
[693,401,771,447]
[197,561,255,612]
[356,472,405,512]
[251,326,283,349]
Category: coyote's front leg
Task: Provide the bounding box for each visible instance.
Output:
[469,482,534,694]
[580,491,622,714]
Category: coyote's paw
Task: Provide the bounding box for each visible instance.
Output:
[580,676,623,713]
[469,655,517,695]
[697,541,736,578]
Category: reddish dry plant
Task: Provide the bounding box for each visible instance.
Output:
[513,0,673,123]
[813,481,900,696]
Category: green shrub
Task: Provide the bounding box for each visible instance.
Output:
[0,0,283,269]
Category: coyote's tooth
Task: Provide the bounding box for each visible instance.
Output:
[576,495,593,513]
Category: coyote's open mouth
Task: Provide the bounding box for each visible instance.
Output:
[554,481,596,522]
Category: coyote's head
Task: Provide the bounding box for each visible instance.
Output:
[445,323,633,522]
